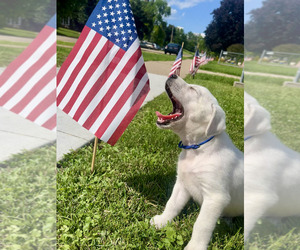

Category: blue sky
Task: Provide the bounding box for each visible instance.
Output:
[164,0,263,35]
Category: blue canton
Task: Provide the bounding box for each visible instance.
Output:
[86,0,138,51]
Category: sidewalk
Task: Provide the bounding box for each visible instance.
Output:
[0,71,167,162]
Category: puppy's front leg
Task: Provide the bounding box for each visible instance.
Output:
[185,195,229,250]
[151,177,190,229]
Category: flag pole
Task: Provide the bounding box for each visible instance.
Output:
[91,136,98,173]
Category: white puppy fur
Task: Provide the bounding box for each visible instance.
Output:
[244,92,300,240]
[151,76,244,250]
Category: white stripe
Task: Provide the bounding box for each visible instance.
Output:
[101,72,148,142]
[3,54,56,109]
[33,102,56,127]
[57,29,96,94]
[88,55,145,134]
[19,78,56,117]
[75,38,140,123]
[58,36,107,109]
[0,30,56,97]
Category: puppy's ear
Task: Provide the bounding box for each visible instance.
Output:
[244,103,271,137]
[205,104,226,137]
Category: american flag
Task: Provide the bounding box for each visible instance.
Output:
[189,49,201,75]
[169,45,183,77]
[0,15,56,130]
[57,0,149,145]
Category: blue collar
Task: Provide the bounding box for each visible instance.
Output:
[178,136,215,149]
[244,136,252,141]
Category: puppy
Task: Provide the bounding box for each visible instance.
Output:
[244,92,300,241]
[151,75,244,250]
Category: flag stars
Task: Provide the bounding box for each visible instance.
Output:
[129,36,133,41]
[116,4,120,8]
[128,29,132,34]
[109,5,113,9]
[119,23,124,28]
[110,11,115,16]
[116,38,120,43]
[99,27,104,32]
[122,37,126,41]
[118,17,123,21]
[106,26,111,30]
[102,6,107,11]
[107,32,112,37]
[97,14,101,19]
[126,22,131,27]
[123,43,128,48]
[98,20,102,25]
[124,9,128,14]
[113,25,117,29]
[125,16,129,20]
[117,10,121,15]
[122,3,127,7]
[103,12,108,17]
[105,19,109,24]
[111,18,116,23]
[92,22,96,27]
[114,31,119,36]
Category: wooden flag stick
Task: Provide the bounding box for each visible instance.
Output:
[91,136,98,173]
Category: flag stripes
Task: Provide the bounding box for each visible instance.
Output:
[0,21,56,131]
[57,24,149,145]
[169,46,183,77]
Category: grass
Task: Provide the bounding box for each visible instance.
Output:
[245,74,300,151]
[0,27,37,38]
[199,61,243,77]
[0,47,25,67]
[0,145,56,249]
[245,61,298,77]
[57,40,76,47]
[57,74,244,249]
[57,27,80,38]
[0,41,29,46]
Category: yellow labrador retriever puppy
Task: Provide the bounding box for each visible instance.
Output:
[244,92,300,241]
[151,75,244,250]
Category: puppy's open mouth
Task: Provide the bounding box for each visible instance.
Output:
[156,85,184,125]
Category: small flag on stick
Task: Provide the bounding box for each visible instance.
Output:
[169,43,183,77]
[57,0,150,146]
[0,15,57,130]
[189,49,201,76]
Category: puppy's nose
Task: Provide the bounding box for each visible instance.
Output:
[169,74,178,79]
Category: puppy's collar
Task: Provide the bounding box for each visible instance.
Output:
[178,136,215,149]
[244,136,252,141]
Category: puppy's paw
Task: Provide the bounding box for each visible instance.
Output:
[184,240,205,250]
[150,215,168,229]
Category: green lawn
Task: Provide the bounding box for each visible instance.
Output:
[57,74,244,249]
[57,27,80,38]
[199,61,243,77]
[245,75,300,151]
[245,61,297,76]
[0,47,25,67]
[0,145,56,249]
[0,27,37,38]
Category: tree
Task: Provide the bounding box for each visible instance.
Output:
[204,0,244,54]
[245,0,300,53]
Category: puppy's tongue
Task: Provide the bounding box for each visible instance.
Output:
[156,111,182,122]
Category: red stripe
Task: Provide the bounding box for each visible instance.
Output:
[0,42,56,106]
[41,113,56,130]
[90,61,146,137]
[79,47,141,128]
[26,89,56,121]
[57,26,91,85]
[10,66,56,113]
[107,80,150,145]
[62,39,117,114]
[57,32,101,106]
[0,26,54,87]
